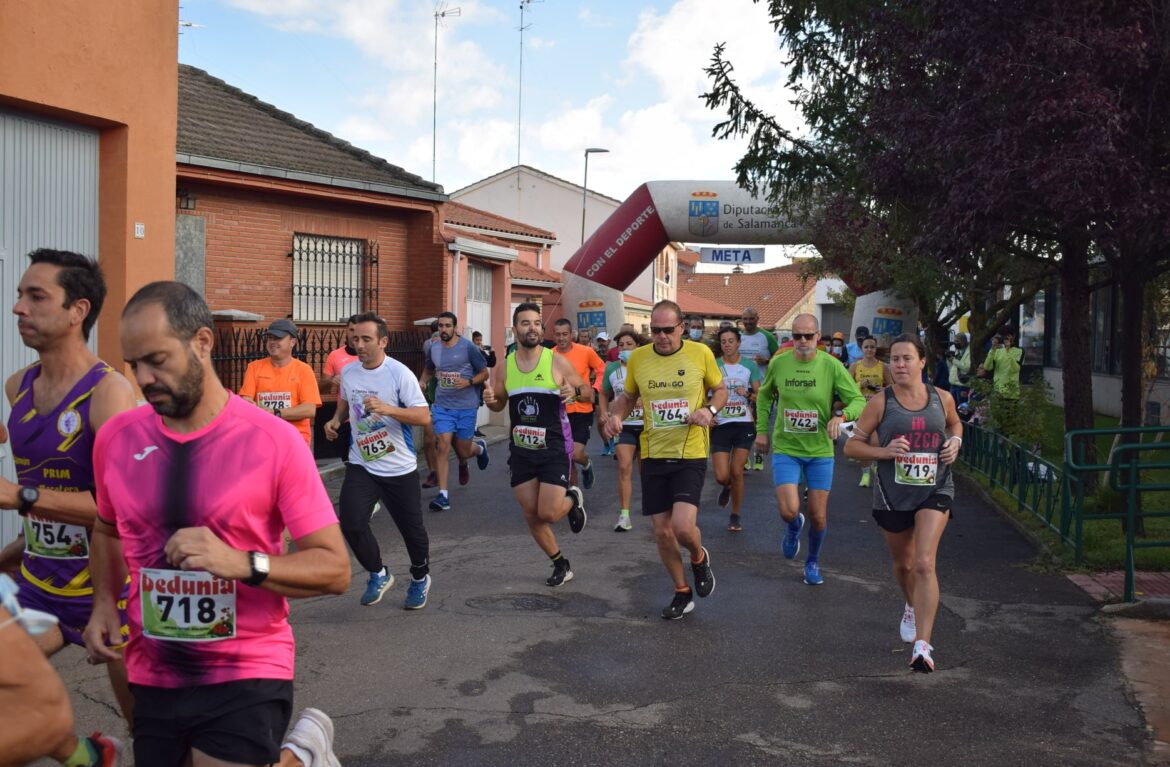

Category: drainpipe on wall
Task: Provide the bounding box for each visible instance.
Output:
[452,249,462,312]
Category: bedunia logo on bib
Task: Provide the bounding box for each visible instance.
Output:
[140,569,236,642]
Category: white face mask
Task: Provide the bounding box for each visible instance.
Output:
[688,328,703,341]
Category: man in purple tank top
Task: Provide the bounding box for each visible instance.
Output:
[0,249,138,765]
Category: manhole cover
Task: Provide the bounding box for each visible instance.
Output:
[465,593,564,613]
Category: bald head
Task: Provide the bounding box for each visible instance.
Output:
[792,313,818,331]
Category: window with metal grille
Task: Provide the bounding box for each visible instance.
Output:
[289,234,379,323]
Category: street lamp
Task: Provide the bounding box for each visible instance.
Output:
[582,147,609,245]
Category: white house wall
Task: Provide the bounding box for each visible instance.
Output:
[452,168,656,303]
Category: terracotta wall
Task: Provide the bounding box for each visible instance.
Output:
[0,1,179,360]
[180,183,447,330]
[406,212,450,324]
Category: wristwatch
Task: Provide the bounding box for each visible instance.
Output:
[273,408,283,420]
[707,405,719,417]
[17,486,39,517]
[244,551,270,586]
[833,409,844,418]
[574,386,583,397]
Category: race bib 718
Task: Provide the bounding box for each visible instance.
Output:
[140,569,236,642]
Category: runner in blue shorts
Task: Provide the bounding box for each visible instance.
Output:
[754,314,866,585]
[418,312,490,511]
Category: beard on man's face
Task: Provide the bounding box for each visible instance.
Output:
[142,351,204,418]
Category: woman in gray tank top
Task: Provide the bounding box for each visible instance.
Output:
[844,334,963,674]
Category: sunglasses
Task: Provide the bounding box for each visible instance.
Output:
[792,333,817,341]
[650,324,680,335]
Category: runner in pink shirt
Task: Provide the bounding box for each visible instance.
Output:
[85,281,351,767]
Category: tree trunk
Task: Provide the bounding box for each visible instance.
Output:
[1058,234,1096,470]
[1117,243,1147,535]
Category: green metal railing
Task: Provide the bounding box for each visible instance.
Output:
[1065,426,1170,601]
[960,423,1170,601]
[959,424,1072,544]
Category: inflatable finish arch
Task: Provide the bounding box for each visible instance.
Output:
[560,180,918,345]
[562,181,809,292]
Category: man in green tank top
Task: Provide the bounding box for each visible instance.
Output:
[483,303,589,587]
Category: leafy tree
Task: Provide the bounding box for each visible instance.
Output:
[704,0,1170,457]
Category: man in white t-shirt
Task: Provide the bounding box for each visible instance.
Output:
[325,313,434,610]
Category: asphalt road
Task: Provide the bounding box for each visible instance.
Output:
[46,440,1151,766]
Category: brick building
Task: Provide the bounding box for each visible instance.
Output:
[176,64,449,333]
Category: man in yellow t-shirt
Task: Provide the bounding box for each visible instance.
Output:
[240,319,322,448]
[602,300,727,621]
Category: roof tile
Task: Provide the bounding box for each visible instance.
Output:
[444,201,556,240]
[676,264,814,328]
[178,64,442,195]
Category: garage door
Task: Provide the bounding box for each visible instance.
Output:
[0,110,99,546]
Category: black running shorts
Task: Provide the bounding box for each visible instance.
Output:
[872,493,954,533]
[616,425,643,448]
[641,458,707,516]
[568,411,593,446]
[710,422,756,453]
[131,679,293,766]
[508,450,571,489]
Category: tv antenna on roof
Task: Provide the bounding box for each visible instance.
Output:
[178,5,203,34]
[516,0,543,172]
[433,2,462,183]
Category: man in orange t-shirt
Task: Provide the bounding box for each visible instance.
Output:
[240,319,323,448]
[552,318,606,490]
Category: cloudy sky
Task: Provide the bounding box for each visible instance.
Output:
[178,0,801,205]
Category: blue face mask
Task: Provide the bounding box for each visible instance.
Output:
[688,328,703,341]
[619,350,632,363]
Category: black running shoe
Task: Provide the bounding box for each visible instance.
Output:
[661,590,695,620]
[546,557,573,587]
[692,546,715,598]
[567,486,587,533]
[717,483,731,508]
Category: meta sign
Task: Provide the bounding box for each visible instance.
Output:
[699,247,765,265]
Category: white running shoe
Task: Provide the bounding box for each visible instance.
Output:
[282,707,342,767]
[614,513,632,532]
[900,603,916,643]
[910,640,934,673]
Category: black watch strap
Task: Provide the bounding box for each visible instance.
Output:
[17,486,39,517]
[244,551,270,586]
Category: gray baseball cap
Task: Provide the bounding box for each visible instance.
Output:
[266,318,298,338]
